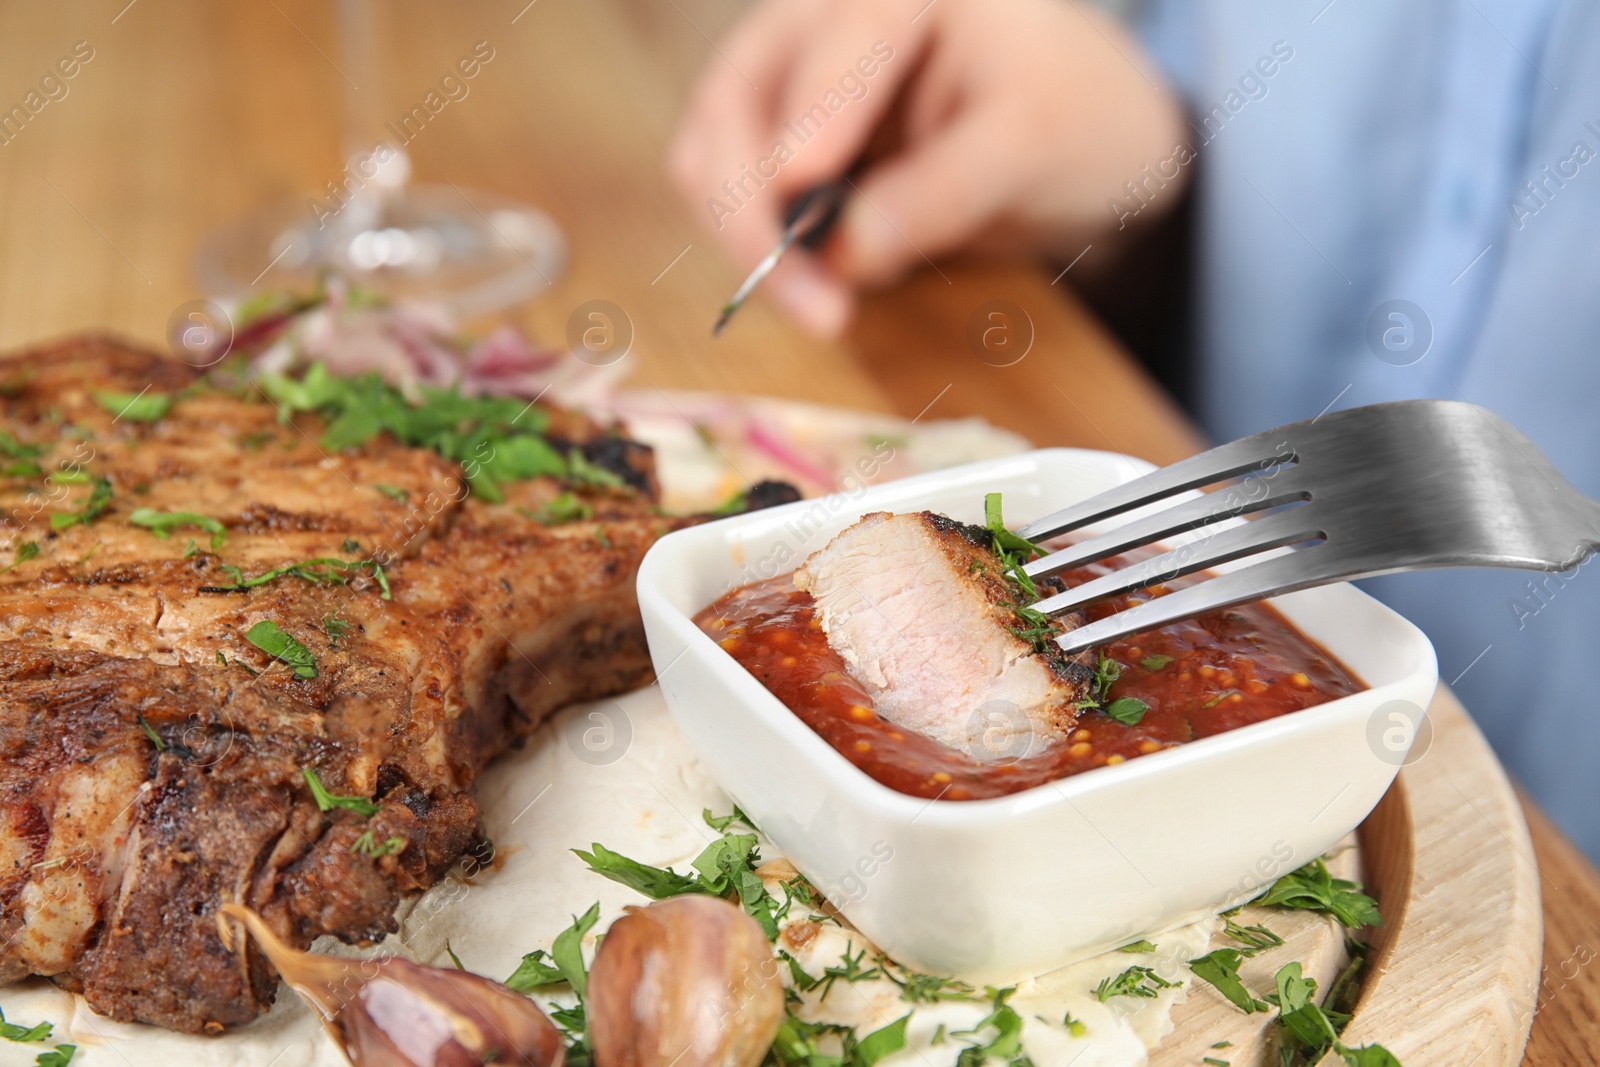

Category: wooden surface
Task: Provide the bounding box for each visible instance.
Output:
[1330,688,1544,1066]
[0,2,1594,1063]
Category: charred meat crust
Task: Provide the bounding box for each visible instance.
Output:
[916,512,1092,686]
[0,336,687,1032]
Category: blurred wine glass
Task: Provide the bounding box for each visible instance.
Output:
[194,0,564,317]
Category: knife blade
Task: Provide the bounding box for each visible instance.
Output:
[712,178,850,337]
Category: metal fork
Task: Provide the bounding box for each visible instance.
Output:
[1018,400,1600,656]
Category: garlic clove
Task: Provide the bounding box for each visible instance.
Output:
[587,896,784,1067]
[221,903,566,1067]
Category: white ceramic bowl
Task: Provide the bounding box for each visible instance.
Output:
[636,448,1438,983]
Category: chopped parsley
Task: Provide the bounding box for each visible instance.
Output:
[1117,939,1157,953]
[815,943,882,1000]
[1140,654,1175,670]
[1223,915,1284,954]
[567,449,629,492]
[201,556,391,600]
[709,489,748,516]
[1255,859,1382,929]
[1187,949,1268,1014]
[1062,1012,1087,1039]
[520,491,593,525]
[246,619,318,679]
[0,432,43,460]
[47,469,88,485]
[94,389,171,422]
[49,476,112,530]
[951,985,1029,1067]
[1263,961,1402,1066]
[878,957,980,1004]
[575,828,784,938]
[0,1005,53,1043]
[1103,697,1149,726]
[702,806,755,833]
[373,483,409,502]
[505,903,601,1065]
[137,715,166,751]
[301,767,379,817]
[983,492,1045,600]
[768,1007,909,1067]
[324,615,354,643]
[340,538,361,553]
[1,461,41,477]
[35,1044,76,1066]
[351,829,405,857]
[129,508,226,550]
[256,363,598,502]
[1093,964,1179,1002]
[0,541,38,575]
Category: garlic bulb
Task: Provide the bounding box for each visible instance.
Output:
[587,896,784,1067]
[220,904,566,1067]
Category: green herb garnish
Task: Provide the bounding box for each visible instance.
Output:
[575,823,784,938]
[0,432,44,460]
[324,615,354,643]
[952,985,1029,1067]
[702,806,755,833]
[1,461,41,477]
[1117,939,1157,953]
[246,620,319,679]
[520,491,593,525]
[567,449,629,492]
[256,363,584,501]
[49,476,112,530]
[0,1005,53,1043]
[1140,654,1175,670]
[301,767,378,816]
[201,556,391,600]
[1093,964,1179,1002]
[1223,916,1284,954]
[1188,949,1269,1014]
[983,492,1045,600]
[878,957,980,1003]
[95,389,172,422]
[138,715,166,751]
[47,469,88,485]
[374,483,409,502]
[1255,859,1382,929]
[35,1045,76,1067]
[0,541,38,575]
[351,829,405,857]
[1103,697,1149,726]
[129,508,226,549]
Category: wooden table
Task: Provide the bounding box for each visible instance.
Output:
[0,2,1594,1061]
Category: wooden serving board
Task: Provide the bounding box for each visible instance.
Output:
[1152,687,1542,1065]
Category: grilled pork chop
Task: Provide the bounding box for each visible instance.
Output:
[0,336,707,1033]
[794,512,1093,759]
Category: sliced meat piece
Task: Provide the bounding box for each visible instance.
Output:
[794,511,1092,760]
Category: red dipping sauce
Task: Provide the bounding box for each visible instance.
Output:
[693,553,1362,801]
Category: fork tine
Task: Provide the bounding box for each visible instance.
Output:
[1014,432,1298,543]
[1050,548,1349,656]
[1024,476,1309,580]
[1029,510,1324,617]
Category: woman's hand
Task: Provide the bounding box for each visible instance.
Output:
[668,0,1187,337]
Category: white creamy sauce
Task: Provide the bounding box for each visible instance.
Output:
[0,687,1213,1067]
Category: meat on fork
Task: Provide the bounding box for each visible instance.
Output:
[794,512,1093,761]
[0,336,693,1033]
